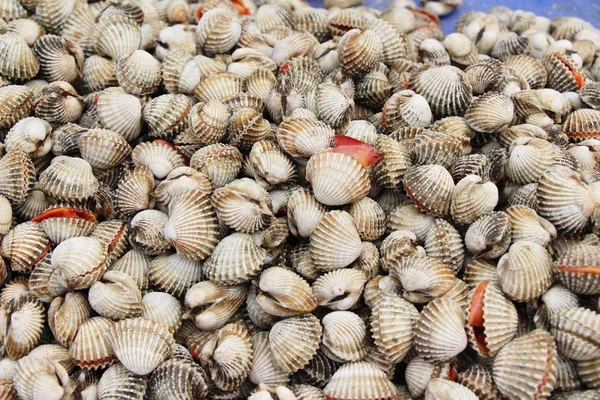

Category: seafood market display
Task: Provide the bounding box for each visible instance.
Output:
[0,0,600,399]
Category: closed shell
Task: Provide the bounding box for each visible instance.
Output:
[0,33,39,81]
[94,14,141,61]
[465,92,514,134]
[116,50,162,95]
[451,175,499,225]
[38,156,99,202]
[497,240,553,302]
[370,293,418,363]
[390,255,455,303]
[309,210,362,271]
[269,314,322,373]
[70,316,115,370]
[78,128,132,169]
[106,317,174,376]
[493,329,557,400]
[323,361,397,400]
[404,164,454,216]
[203,232,266,284]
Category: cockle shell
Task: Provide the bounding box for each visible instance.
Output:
[0,294,45,360]
[425,378,478,400]
[5,116,52,158]
[1,221,51,273]
[248,139,296,187]
[78,128,132,169]
[0,84,34,130]
[142,291,182,334]
[269,313,322,374]
[196,8,241,54]
[306,150,370,206]
[129,209,170,255]
[277,117,334,160]
[95,87,143,141]
[132,140,185,180]
[114,166,155,218]
[194,323,253,391]
[563,108,600,142]
[88,271,142,320]
[203,232,266,284]
[106,317,174,376]
[493,329,557,400]
[13,354,72,400]
[93,14,141,61]
[287,187,326,238]
[505,137,556,184]
[555,244,600,295]
[465,281,518,358]
[164,188,220,261]
[337,28,382,77]
[451,175,498,225]
[185,281,246,330]
[316,82,354,128]
[370,293,418,363]
[82,55,117,93]
[321,311,368,363]
[190,143,244,189]
[38,155,99,201]
[33,34,83,85]
[372,134,411,190]
[382,90,432,129]
[537,166,596,233]
[465,92,514,134]
[116,49,161,95]
[423,218,465,273]
[312,268,366,310]
[544,52,585,93]
[70,316,115,370]
[497,240,553,302]
[404,164,454,216]
[51,236,107,291]
[212,177,274,234]
[0,149,36,204]
[414,297,468,362]
[143,94,191,140]
[465,211,511,259]
[256,266,316,317]
[391,255,455,303]
[549,307,600,361]
[149,252,201,297]
[48,291,91,346]
[323,361,397,400]
[310,210,362,271]
[97,362,148,399]
[409,65,472,118]
[505,204,557,247]
[0,33,39,81]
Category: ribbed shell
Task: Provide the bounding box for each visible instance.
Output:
[563,108,600,142]
[382,90,432,130]
[321,310,368,363]
[0,33,39,81]
[370,293,418,363]
[506,204,556,247]
[316,82,354,128]
[143,94,191,139]
[287,188,326,238]
[190,143,243,189]
[132,140,185,180]
[13,354,71,400]
[228,107,271,151]
[404,164,454,216]
[142,292,182,334]
[493,329,557,400]
[256,266,316,317]
[78,128,132,169]
[312,268,366,310]
[248,139,296,187]
[544,52,585,93]
[555,244,600,295]
[451,175,499,225]
[306,151,370,206]
[48,292,91,346]
[465,282,518,358]
[106,317,174,376]
[70,316,115,370]
[32,34,83,85]
[372,134,411,190]
[0,221,50,273]
[148,252,201,297]
[414,297,468,362]
[164,188,220,261]
[337,28,382,77]
[269,314,322,373]
[465,212,511,259]
[196,8,241,54]
[203,232,266,284]
[497,241,553,302]
[424,219,465,273]
[89,271,142,320]
[0,85,34,130]
[346,197,386,241]
[550,307,600,361]
[114,166,155,217]
[538,166,595,233]
[465,92,514,134]
[1,294,45,360]
[410,130,463,168]
[0,149,36,205]
[51,236,107,291]
[212,178,274,234]
[323,361,397,400]
[82,55,117,93]
[97,363,148,400]
[310,210,362,271]
[95,87,143,141]
[409,65,472,118]
[38,156,99,202]
[93,14,141,61]
[147,359,208,400]
[186,100,229,146]
[277,117,334,160]
[390,255,455,303]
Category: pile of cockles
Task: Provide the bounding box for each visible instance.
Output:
[0,0,600,398]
